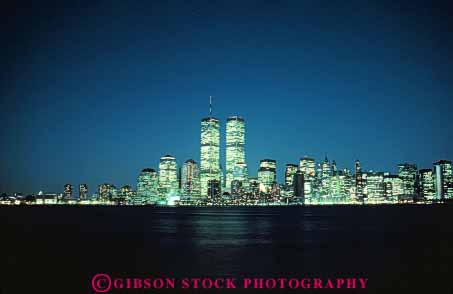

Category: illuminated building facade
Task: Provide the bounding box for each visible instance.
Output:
[299,156,315,199]
[118,185,133,203]
[200,117,220,197]
[419,169,435,200]
[98,183,116,201]
[136,168,158,204]
[225,116,245,191]
[181,159,201,198]
[355,160,365,201]
[159,155,178,201]
[285,163,298,187]
[321,156,331,196]
[233,162,249,189]
[398,163,417,197]
[64,184,73,199]
[293,171,304,202]
[366,172,385,202]
[258,159,277,193]
[384,174,402,201]
[434,160,453,200]
[78,184,88,200]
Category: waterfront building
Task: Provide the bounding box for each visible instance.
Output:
[98,183,117,202]
[135,168,159,204]
[321,156,331,197]
[284,163,298,187]
[338,169,353,199]
[78,184,88,200]
[258,159,277,193]
[200,116,221,197]
[63,184,73,199]
[233,162,249,189]
[293,171,304,203]
[384,174,403,202]
[355,160,365,201]
[207,179,221,201]
[181,159,201,198]
[366,172,385,202]
[225,116,246,191]
[299,156,315,200]
[249,177,260,197]
[118,185,133,203]
[397,163,417,197]
[434,160,453,200]
[159,155,179,201]
[419,169,435,200]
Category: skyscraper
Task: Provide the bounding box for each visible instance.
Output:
[284,163,298,187]
[159,155,179,200]
[98,183,116,202]
[299,156,315,199]
[419,169,435,200]
[293,170,304,203]
[79,184,88,200]
[136,168,159,204]
[200,99,221,197]
[181,159,201,198]
[233,162,249,188]
[64,184,73,199]
[434,160,453,200]
[384,174,403,202]
[258,159,277,193]
[321,155,331,196]
[355,160,365,201]
[225,116,246,191]
[397,163,417,197]
[366,172,385,202]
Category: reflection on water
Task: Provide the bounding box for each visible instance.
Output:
[2,206,453,293]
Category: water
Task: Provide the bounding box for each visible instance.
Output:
[2,206,452,293]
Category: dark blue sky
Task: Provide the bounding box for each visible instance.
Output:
[1,0,453,194]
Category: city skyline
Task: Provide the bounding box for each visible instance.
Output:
[1,1,453,194]
[1,103,453,195]
[2,105,452,205]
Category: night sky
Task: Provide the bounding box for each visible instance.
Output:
[1,0,453,194]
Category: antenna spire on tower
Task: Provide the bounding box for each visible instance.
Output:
[209,96,212,116]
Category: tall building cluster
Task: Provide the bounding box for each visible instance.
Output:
[2,100,452,206]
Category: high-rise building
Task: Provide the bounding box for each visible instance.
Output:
[249,177,260,196]
[233,162,249,188]
[397,163,417,197]
[207,179,221,201]
[355,160,365,201]
[434,160,453,200]
[258,159,277,193]
[78,184,88,200]
[98,183,116,202]
[419,169,435,200]
[159,155,179,200]
[293,171,304,203]
[338,169,353,199]
[200,116,220,197]
[284,164,298,187]
[181,159,201,198]
[299,156,315,199]
[118,185,133,203]
[225,116,245,191]
[64,184,73,199]
[366,172,385,202]
[136,168,159,204]
[384,174,403,202]
[321,156,331,196]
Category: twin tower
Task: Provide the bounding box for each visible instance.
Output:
[200,115,246,196]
